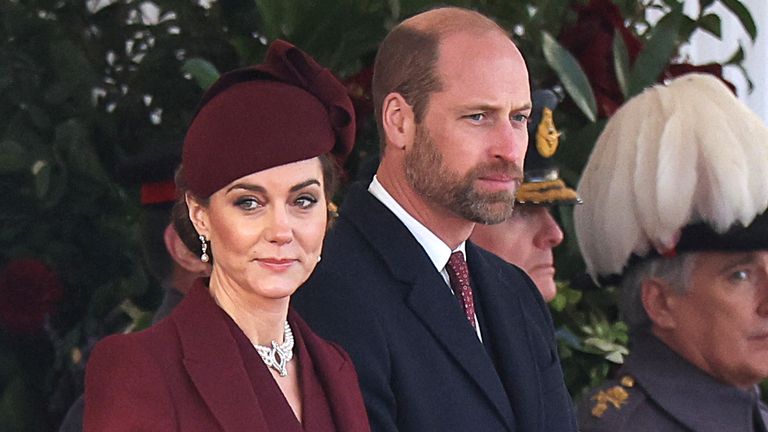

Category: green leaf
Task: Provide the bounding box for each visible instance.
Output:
[565,287,583,304]
[54,120,109,183]
[0,140,31,174]
[387,0,400,21]
[719,0,757,41]
[551,293,567,311]
[678,15,698,42]
[0,73,12,94]
[726,45,745,64]
[584,337,621,353]
[46,39,96,106]
[731,62,754,92]
[612,32,630,98]
[32,160,51,199]
[181,58,220,91]
[698,13,722,38]
[44,82,73,106]
[555,326,581,346]
[605,350,626,364]
[627,7,683,97]
[661,0,685,7]
[698,0,716,10]
[541,31,597,122]
[24,104,51,130]
[0,377,44,432]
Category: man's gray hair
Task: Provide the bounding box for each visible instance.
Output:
[619,253,698,329]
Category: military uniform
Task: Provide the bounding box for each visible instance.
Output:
[577,329,768,432]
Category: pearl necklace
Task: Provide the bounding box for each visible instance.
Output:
[253,321,294,377]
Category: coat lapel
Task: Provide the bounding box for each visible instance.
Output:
[467,244,543,431]
[173,281,267,432]
[405,273,516,430]
[341,184,515,431]
[290,311,370,432]
[627,331,758,432]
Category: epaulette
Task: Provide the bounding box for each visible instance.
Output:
[590,375,636,418]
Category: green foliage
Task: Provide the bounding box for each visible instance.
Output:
[552,281,629,398]
[541,32,598,122]
[254,0,393,75]
[181,58,221,91]
[626,5,684,97]
[0,0,759,429]
[720,0,757,41]
[613,32,632,98]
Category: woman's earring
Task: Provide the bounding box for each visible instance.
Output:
[317,255,322,263]
[199,235,210,263]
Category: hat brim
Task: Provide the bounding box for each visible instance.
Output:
[599,210,768,286]
[516,179,582,206]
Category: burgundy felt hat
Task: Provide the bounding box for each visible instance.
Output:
[181,39,355,198]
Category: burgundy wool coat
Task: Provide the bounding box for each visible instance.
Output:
[84,280,370,432]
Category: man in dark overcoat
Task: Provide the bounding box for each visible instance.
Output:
[293,6,577,432]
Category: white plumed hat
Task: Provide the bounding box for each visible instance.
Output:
[574,73,768,283]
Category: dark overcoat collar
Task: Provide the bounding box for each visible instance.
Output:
[626,330,761,431]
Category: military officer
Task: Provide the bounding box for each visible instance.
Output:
[574,73,768,431]
[470,88,581,302]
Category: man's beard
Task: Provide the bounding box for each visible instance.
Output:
[404,124,522,224]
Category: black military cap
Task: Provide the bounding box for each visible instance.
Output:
[515,89,581,206]
[116,143,180,207]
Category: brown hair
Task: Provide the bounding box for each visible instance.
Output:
[172,154,340,261]
[372,7,510,150]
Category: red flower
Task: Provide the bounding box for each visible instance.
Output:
[343,66,374,132]
[559,0,643,117]
[0,259,64,335]
[663,63,737,93]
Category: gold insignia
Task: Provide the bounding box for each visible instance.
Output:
[590,385,629,418]
[327,201,340,228]
[620,375,635,388]
[536,107,560,158]
[327,201,338,215]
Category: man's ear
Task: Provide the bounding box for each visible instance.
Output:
[163,224,210,274]
[641,278,679,329]
[381,92,416,151]
[185,193,209,238]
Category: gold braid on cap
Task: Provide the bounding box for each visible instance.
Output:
[516,179,581,205]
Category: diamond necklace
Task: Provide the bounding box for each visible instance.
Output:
[252,320,294,377]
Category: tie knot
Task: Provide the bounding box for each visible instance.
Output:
[447,251,466,272]
[446,251,476,329]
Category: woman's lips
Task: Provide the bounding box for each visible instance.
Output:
[748,331,768,342]
[256,257,297,271]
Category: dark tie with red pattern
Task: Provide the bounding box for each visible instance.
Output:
[446,251,477,329]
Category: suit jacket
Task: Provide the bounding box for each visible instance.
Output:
[293,183,577,432]
[84,281,369,432]
[577,329,768,432]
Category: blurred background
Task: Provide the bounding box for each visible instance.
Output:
[0,0,763,430]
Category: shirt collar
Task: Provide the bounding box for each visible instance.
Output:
[368,175,466,272]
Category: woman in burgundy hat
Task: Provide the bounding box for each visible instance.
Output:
[83,40,369,432]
